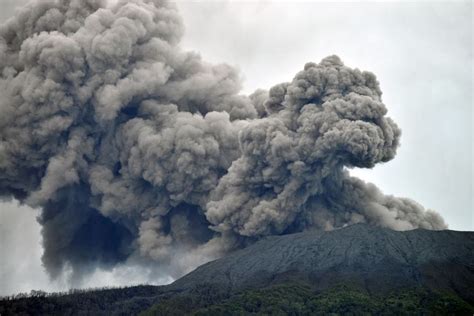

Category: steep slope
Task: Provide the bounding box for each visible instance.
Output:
[171,224,474,300]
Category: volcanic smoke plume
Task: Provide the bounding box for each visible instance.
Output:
[0,0,446,281]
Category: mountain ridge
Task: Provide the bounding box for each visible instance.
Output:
[170,223,474,299]
[2,223,473,315]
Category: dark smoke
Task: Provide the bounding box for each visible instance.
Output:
[0,0,446,282]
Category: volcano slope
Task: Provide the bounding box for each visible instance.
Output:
[171,223,474,295]
[2,224,473,315]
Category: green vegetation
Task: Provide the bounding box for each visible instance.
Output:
[139,284,229,316]
[2,282,472,315]
[0,285,164,316]
[142,283,474,316]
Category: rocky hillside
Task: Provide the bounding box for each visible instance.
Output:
[2,224,473,315]
[171,223,474,300]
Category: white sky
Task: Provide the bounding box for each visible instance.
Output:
[0,0,472,296]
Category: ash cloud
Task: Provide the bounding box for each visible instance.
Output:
[0,0,446,282]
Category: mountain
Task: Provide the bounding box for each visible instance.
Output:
[1,224,473,315]
[171,223,474,296]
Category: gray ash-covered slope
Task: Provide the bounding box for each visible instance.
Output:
[171,224,474,299]
[1,224,473,315]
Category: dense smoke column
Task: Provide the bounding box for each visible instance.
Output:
[0,0,254,278]
[0,0,446,282]
[206,56,446,236]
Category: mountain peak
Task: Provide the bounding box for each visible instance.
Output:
[171,224,474,301]
[2,225,472,315]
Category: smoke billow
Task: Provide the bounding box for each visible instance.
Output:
[0,0,446,282]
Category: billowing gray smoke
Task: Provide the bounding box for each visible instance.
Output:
[0,0,446,282]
